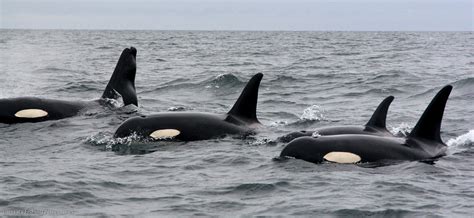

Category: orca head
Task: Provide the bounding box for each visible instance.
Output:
[226,73,263,125]
[280,137,325,163]
[102,47,138,106]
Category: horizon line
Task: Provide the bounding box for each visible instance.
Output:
[1,27,472,32]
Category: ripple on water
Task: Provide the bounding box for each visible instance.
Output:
[7,192,101,206]
[204,181,290,196]
[329,209,423,217]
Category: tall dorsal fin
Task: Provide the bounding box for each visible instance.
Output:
[365,96,394,129]
[227,73,263,123]
[408,85,453,143]
[102,47,138,106]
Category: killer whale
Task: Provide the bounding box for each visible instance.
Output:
[278,96,395,142]
[280,85,452,164]
[0,47,138,124]
[113,73,263,141]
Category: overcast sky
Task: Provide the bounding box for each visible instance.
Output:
[1,0,472,31]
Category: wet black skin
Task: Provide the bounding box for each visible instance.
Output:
[114,112,261,140]
[280,135,446,163]
[0,47,137,124]
[114,73,264,141]
[0,98,93,124]
[280,85,452,164]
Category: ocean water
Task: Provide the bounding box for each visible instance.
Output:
[0,30,473,216]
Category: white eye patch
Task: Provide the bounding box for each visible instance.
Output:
[149,129,181,139]
[323,152,361,164]
[15,109,48,118]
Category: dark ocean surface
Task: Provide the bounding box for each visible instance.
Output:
[0,30,473,216]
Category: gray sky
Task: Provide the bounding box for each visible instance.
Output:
[1,0,472,31]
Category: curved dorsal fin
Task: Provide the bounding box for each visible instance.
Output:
[102,47,138,106]
[227,73,263,123]
[365,96,394,129]
[408,85,452,143]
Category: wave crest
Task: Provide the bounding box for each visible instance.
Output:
[447,130,474,147]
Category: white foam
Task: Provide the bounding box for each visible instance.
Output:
[389,122,412,137]
[311,131,321,138]
[149,129,180,139]
[447,130,474,147]
[300,105,325,121]
[323,152,361,164]
[14,109,48,118]
[269,120,288,127]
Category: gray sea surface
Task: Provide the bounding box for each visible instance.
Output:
[0,30,473,216]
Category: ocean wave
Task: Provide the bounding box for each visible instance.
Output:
[207,181,289,195]
[55,80,102,93]
[226,62,255,67]
[366,54,385,59]
[148,73,245,92]
[331,52,361,56]
[344,87,404,97]
[204,73,244,89]
[451,77,474,98]
[96,46,113,50]
[370,70,406,80]
[7,191,99,205]
[33,67,82,75]
[124,196,182,202]
[410,77,473,98]
[260,100,298,106]
[453,77,474,87]
[330,209,420,217]
[291,56,327,66]
[269,75,300,83]
[248,51,273,56]
[447,130,474,147]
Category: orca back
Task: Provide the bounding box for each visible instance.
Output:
[0,97,86,124]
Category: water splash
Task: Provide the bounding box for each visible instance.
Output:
[167,106,189,111]
[390,123,412,137]
[247,138,277,146]
[101,98,122,108]
[269,120,288,127]
[311,131,321,138]
[86,132,144,150]
[447,130,474,147]
[300,105,325,121]
[204,73,242,89]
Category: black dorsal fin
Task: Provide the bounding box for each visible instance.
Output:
[227,73,263,123]
[408,85,453,143]
[102,47,138,106]
[365,96,394,129]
